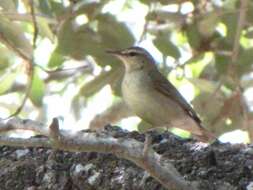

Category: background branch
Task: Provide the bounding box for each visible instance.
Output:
[231,0,248,64]
[89,100,133,130]
[29,0,39,49]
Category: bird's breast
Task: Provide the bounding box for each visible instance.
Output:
[122,71,152,110]
[122,71,167,125]
[121,70,193,128]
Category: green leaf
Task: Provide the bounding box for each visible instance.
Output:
[185,22,201,50]
[183,54,205,77]
[94,52,122,67]
[0,70,17,94]
[153,35,180,59]
[199,63,218,81]
[221,13,237,42]
[48,48,65,68]
[216,48,253,77]
[109,66,124,96]
[198,12,219,38]
[192,92,226,134]
[49,0,66,17]
[137,120,153,133]
[238,48,253,75]
[38,0,52,16]
[0,0,16,11]
[78,66,122,98]
[245,30,253,38]
[97,14,135,49]
[193,92,245,135]
[37,17,55,41]
[246,3,253,23]
[171,128,191,139]
[0,47,13,71]
[75,2,102,19]
[214,54,230,74]
[146,11,184,24]
[139,0,152,5]
[30,68,45,107]
[57,18,100,59]
[0,17,32,59]
[140,0,180,5]
[56,13,134,63]
[188,78,218,93]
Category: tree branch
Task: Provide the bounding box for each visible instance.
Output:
[30,0,39,49]
[0,118,198,190]
[231,0,248,64]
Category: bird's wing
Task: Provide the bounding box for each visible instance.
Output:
[149,69,202,125]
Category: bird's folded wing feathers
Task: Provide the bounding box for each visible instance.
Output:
[149,70,202,126]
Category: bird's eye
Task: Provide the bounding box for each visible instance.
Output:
[128,52,137,56]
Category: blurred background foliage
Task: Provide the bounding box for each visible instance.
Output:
[0,0,253,143]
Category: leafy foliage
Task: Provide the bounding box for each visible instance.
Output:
[0,0,253,140]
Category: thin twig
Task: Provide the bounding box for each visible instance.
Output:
[231,0,248,64]
[230,0,251,140]
[0,33,31,61]
[138,20,149,43]
[35,64,90,74]
[238,87,253,141]
[202,81,223,110]
[138,5,151,43]
[30,0,39,48]
[6,65,92,94]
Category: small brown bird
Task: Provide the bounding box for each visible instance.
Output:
[107,46,215,142]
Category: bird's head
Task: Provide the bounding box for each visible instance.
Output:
[107,46,156,72]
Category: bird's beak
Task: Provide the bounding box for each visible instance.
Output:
[106,49,124,57]
[106,49,128,65]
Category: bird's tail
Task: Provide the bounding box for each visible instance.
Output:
[192,126,218,143]
[171,117,218,142]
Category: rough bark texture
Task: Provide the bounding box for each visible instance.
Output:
[0,125,252,190]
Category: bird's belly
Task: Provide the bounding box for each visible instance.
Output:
[122,76,182,126]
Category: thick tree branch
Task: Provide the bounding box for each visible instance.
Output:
[0,118,198,190]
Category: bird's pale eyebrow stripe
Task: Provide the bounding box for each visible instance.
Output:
[122,49,144,55]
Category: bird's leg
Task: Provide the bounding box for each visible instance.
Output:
[165,123,173,132]
[143,132,152,157]
[143,128,156,157]
[143,125,169,156]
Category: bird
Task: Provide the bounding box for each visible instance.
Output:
[107,46,216,142]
